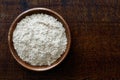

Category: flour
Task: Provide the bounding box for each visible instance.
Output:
[13,14,67,66]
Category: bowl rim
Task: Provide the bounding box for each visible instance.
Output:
[8,7,71,71]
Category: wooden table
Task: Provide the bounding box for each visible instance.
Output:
[0,0,120,79]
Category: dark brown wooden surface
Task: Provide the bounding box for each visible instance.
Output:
[0,0,120,80]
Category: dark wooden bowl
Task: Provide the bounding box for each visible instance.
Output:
[8,8,71,71]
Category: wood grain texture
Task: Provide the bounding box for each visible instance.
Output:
[0,0,120,80]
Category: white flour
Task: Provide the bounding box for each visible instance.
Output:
[13,14,67,66]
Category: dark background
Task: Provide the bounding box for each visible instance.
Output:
[0,0,120,80]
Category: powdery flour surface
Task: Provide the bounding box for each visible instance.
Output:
[13,14,67,66]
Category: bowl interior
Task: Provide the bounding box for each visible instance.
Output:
[8,8,71,71]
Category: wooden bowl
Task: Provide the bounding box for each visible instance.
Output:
[8,8,71,71]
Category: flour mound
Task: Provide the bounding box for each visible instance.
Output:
[13,14,67,66]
